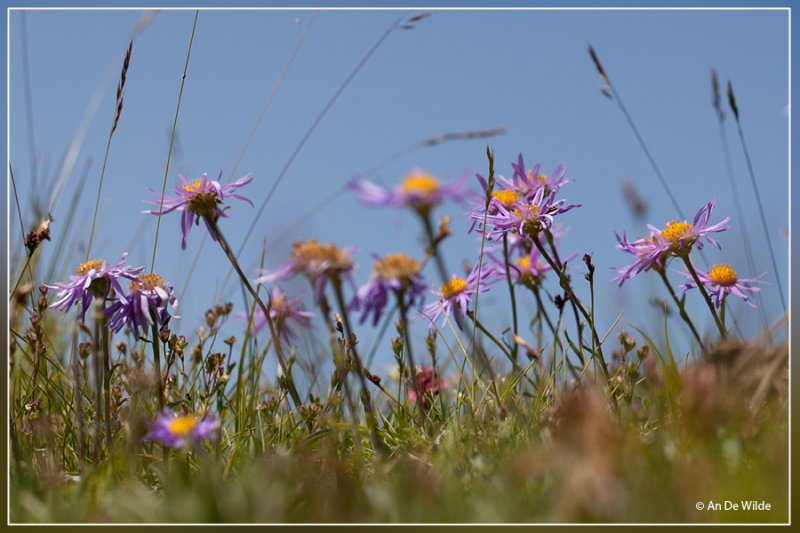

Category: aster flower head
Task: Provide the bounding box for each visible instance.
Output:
[610,230,669,287]
[487,246,554,288]
[675,263,768,308]
[473,155,573,210]
[143,409,219,450]
[472,186,580,243]
[420,261,495,330]
[144,170,254,249]
[509,154,572,198]
[407,365,444,408]
[256,238,356,305]
[236,287,314,343]
[351,253,426,326]
[348,167,470,216]
[44,253,145,322]
[612,200,731,286]
[648,199,730,256]
[105,272,178,339]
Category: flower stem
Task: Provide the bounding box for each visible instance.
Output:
[331,278,384,452]
[503,234,519,364]
[150,322,164,411]
[680,255,727,339]
[532,233,610,381]
[101,305,113,458]
[421,211,449,284]
[92,299,104,464]
[395,291,426,418]
[656,267,707,353]
[466,310,511,361]
[203,216,305,417]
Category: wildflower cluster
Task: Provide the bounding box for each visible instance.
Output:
[612,199,765,310]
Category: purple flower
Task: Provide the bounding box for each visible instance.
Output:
[105,273,178,339]
[647,199,731,256]
[610,231,669,287]
[471,156,573,222]
[44,253,145,322]
[256,238,356,305]
[351,253,426,326]
[471,186,580,242]
[348,167,470,215]
[144,170,254,249]
[612,200,731,286]
[143,409,219,449]
[486,245,554,287]
[420,262,495,330]
[235,287,314,343]
[509,154,572,197]
[675,264,768,308]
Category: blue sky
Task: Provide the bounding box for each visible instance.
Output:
[8,7,790,376]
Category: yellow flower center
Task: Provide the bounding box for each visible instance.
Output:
[512,204,541,220]
[129,273,165,292]
[76,260,106,276]
[373,253,421,282]
[440,276,468,299]
[708,264,737,287]
[661,219,693,244]
[492,190,518,206]
[400,172,440,197]
[272,294,286,311]
[183,179,204,193]
[168,414,196,437]
[527,170,549,185]
[291,238,353,275]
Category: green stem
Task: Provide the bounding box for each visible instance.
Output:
[332,277,383,451]
[396,291,426,418]
[656,267,706,353]
[101,306,113,459]
[466,310,511,361]
[151,323,164,411]
[203,216,305,416]
[680,255,727,338]
[92,298,104,463]
[533,234,607,378]
[421,211,449,284]
[503,234,519,364]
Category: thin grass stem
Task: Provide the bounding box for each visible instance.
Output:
[151,10,198,272]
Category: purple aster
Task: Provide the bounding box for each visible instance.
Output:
[351,253,426,326]
[144,170,254,249]
[348,167,471,214]
[235,287,314,343]
[471,186,580,242]
[611,199,731,286]
[610,230,670,287]
[143,409,219,450]
[674,263,768,308]
[508,154,573,198]
[420,261,495,330]
[646,199,731,256]
[486,245,555,287]
[105,273,178,339]
[44,253,145,322]
[256,238,356,305]
[472,155,573,214]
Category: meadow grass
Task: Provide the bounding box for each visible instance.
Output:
[8,12,788,525]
